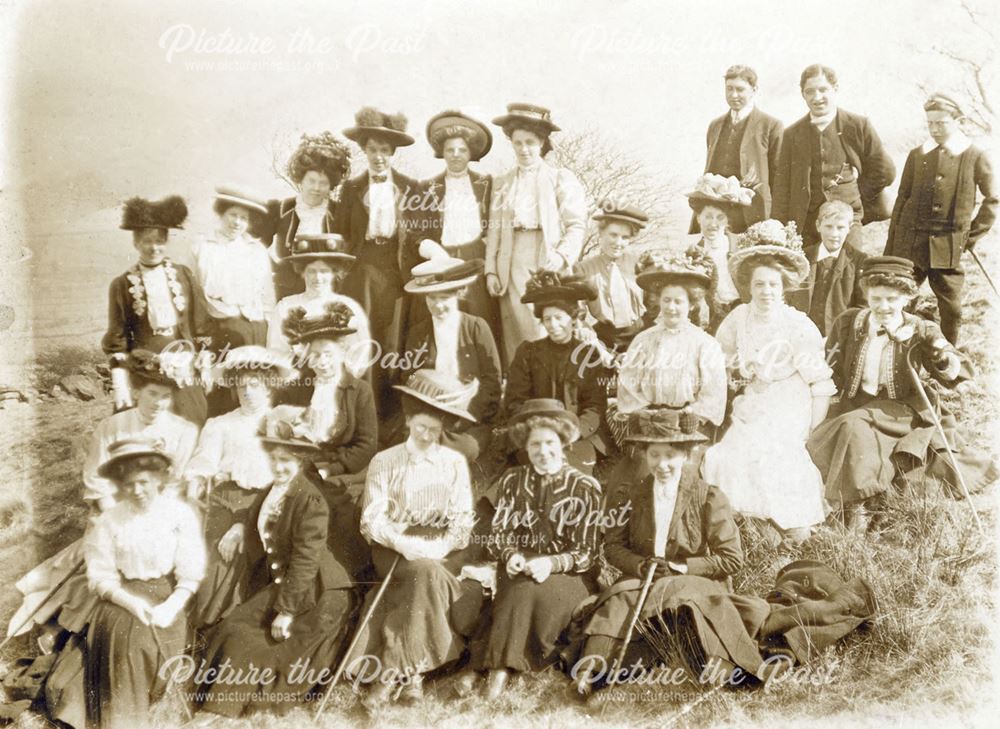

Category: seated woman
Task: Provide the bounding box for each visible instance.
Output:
[504,271,611,475]
[394,239,502,454]
[685,174,754,323]
[573,408,743,695]
[266,233,372,380]
[347,369,483,707]
[191,186,274,352]
[702,220,836,544]
[184,346,293,629]
[197,417,355,718]
[45,438,206,729]
[808,256,998,527]
[473,399,602,700]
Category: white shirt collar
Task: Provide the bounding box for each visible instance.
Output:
[405,437,440,463]
[369,168,393,183]
[730,103,754,124]
[868,312,904,337]
[809,109,837,130]
[295,194,328,211]
[815,242,841,262]
[921,131,971,156]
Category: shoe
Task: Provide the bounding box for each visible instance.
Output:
[453,670,479,698]
[485,669,509,701]
[398,674,424,706]
[362,680,396,712]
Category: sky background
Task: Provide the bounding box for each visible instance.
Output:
[0,0,996,374]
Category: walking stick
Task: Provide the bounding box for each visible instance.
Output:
[1,558,85,650]
[314,554,401,718]
[905,346,986,538]
[969,248,999,300]
[610,561,658,682]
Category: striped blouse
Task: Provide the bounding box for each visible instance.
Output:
[488,464,602,574]
[360,439,474,549]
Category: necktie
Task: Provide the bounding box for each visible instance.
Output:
[371,174,387,183]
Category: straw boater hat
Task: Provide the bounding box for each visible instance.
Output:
[728,219,810,286]
[426,110,493,161]
[288,233,356,264]
[492,103,561,133]
[213,184,268,215]
[97,437,172,479]
[592,202,649,232]
[282,301,357,346]
[212,346,295,384]
[634,248,715,292]
[343,107,415,148]
[393,369,478,422]
[520,270,597,308]
[404,240,483,294]
[258,415,323,454]
[507,398,581,442]
[685,173,755,216]
[122,349,179,389]
[624,407,708,445]
[120,195,188,230]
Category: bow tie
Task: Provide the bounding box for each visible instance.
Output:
[370,174,388,184]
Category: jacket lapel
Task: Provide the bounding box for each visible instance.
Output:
[666,465,699,550]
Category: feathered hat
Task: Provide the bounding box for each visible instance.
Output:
[282,301,357,346]
[393,369,479,422]
[634,248,715,291]
[404,240,483,294]
[286,131,352,186]
[122,349,179,389]
[729,219,810,287]
[343,107,414,148]
[120,195,188,231]
[520,270,597,307]
[624,407,708,444]
[685,173,755,216]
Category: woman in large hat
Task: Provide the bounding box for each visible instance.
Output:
[416,110,499,341]
[701,220,836,543]
[471,399,602,700]
[184,346,294,628]
[45,438,206,729]
[102,195,210,425]
[485,103,587,364]
[393,239,502,454]
[807,256,997,528]
[191,185,275,353]
[349,369,482,707]
[573,407,743,695]
[198,417,355,717]
[266,232,372,380]
[504,270,611,475]
[262,131,351,300]
[685,173,755,318]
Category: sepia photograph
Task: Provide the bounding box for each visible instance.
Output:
[0,0,998,726]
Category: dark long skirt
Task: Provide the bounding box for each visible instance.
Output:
[808,394,999,505]
[191,482,261,628]
[345,543,484,678]
[480,570,590,673]
[198,583,354,717]
[46,576,184,729]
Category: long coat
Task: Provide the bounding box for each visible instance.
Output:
[884,141,997,270]
[260,196,338,300]
[789,242,868,335]
[772,109,896,229]
[414,170,493,244]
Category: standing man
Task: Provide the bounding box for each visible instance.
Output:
[772,64,896,248]
[695,64,783,233]
[884,94,997,344]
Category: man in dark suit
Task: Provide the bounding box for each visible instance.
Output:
[695,64,783,233]
[773,64,896,248]
[884,94,997,344]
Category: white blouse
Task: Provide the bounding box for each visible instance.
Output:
[512,163,541,229]
[139,264,178,333]
[86,493,206,597]
[441,173,482,246]
[190,233,275,321]
[652,473,681,558]
[295,196,329,236]
[697,234,740,304]
[184,407,273,490]
[366,173,397,239]
[431,311,461,378]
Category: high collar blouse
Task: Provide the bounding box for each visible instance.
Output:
[295,195,330,236]
[184,406,273,490]
[190,232,275,320]
[441,172,482,246]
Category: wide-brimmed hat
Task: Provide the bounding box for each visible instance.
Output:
[393,369,478,422]
[97,437,172,479]
[120,195,188,231]
[686,174,755,216]
[492,103,561,133]
[592,203,649,232]
[624,407,708,445]
[729,219,810,287]
[288,233,356,264]
[258,414,323,454]
[122,349,179,389]
[426,110,492,161]
[212,346,295,384]
[404,240,483,294]
[634,248,715,291]
[343,107,415,148]
[282,301,357,345]
[507,398,581,441]
[214,184,268,215]
[520,270,597,307]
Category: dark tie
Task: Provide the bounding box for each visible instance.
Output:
[371,174,387,183]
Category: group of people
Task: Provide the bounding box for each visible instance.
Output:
[4,61,998,726]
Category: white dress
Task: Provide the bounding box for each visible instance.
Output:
[701,303,836,529]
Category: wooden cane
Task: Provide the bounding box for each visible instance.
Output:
[1,558,85,650]
[314,554,401,718]
[905,346,986,538]
[610,561,658,682]
[969,248,999,300]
